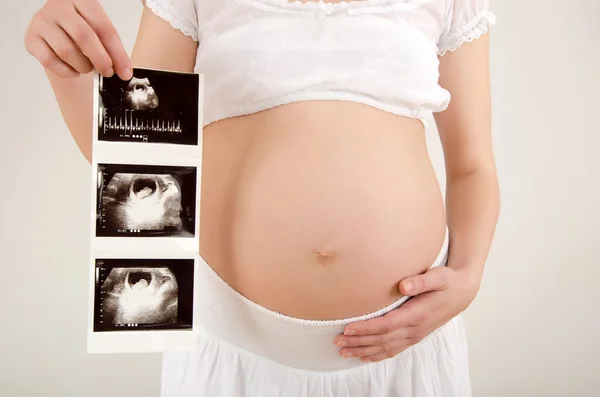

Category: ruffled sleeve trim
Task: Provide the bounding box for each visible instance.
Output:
[437,11,496,56]
[143,0,199,42]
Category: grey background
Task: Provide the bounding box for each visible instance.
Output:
[1,1,599,396]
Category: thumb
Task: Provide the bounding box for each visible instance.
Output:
[398,267,450,296]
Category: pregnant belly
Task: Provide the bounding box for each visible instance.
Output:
[199,102,447,320]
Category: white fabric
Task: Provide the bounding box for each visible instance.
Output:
[162,317,471,397]
[144,0,199,41]
[159,228,473,396]
[143,0,495,128]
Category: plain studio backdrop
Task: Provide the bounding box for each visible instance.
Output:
[1,1,599,396]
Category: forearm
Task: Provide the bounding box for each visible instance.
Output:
[445,168,500,286]
[45,69,94,164]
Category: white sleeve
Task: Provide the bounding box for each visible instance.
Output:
[142,0,199,42]
[436,0,496,56]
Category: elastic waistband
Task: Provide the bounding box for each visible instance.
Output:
[195,227,449,372]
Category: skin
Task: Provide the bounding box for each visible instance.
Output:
[335,33,500,362]
[25,0,499,364]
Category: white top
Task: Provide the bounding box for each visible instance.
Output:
[144,0,496,128]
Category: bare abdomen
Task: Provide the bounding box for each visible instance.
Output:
[199,102,447,320]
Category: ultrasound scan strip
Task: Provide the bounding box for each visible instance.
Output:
[88,67,203,353]
[97,68,200,146]
[93,258,194,332]
[95,163,198,237]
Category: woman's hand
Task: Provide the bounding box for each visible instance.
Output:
[334,266,481,362]
[24,0,132,80]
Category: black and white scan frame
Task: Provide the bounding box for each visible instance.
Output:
[95,163,198,238]
[97,68,200,146]
[93,258,194,332]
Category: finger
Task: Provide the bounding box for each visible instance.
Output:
[342,306,411,337]
[58,10,112,76]
[398,266,450,296]
[355,327,426,362]
[25,34,78,78]
[75,0,132,80]
[39,22,94,75]
[335,326,405,348]
[339,343,390,359]
[360,342,412,363]
[335,333,385,348]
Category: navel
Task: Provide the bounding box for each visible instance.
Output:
[312,247,337,265]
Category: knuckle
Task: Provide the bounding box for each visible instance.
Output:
[411,311,427,325]
[379,323,392,334]
[409,328,425,342]
[96,23,117,39]
[40,3,60,20]
[376,334,388,346]
[72,27,90,43]
[32,9,46,24]
[55,45,73,60]
[39,53,56,68]
[381,344,394,357]
[23,32,34,55]
[29,10,48,33]
[46,0,64,12]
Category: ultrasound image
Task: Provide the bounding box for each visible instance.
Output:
[124,77,159,110]
[97,68,200,145]
[94,259,194,332]
[96,164,197,237]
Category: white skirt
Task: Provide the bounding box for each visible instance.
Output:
[161,229,472,396]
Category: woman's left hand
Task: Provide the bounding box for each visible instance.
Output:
[333,266,481,363]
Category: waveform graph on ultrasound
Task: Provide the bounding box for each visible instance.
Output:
[96,68,200,146]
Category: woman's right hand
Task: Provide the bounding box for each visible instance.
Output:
[24,0,133,80]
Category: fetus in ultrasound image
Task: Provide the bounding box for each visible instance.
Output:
[103,266,178,325]
[123,77,159,110]
[105,173,182,230]
[94,259,194,332]
[96,164,197,237]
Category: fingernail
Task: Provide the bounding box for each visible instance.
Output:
[337,341,347,347]
[344,329,356,336]
[342,352,353,358]
[122,68,132,79]
[106,68,115,77]
[404,281,414,294]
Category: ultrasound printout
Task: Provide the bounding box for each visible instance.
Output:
[87,68,203,354]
